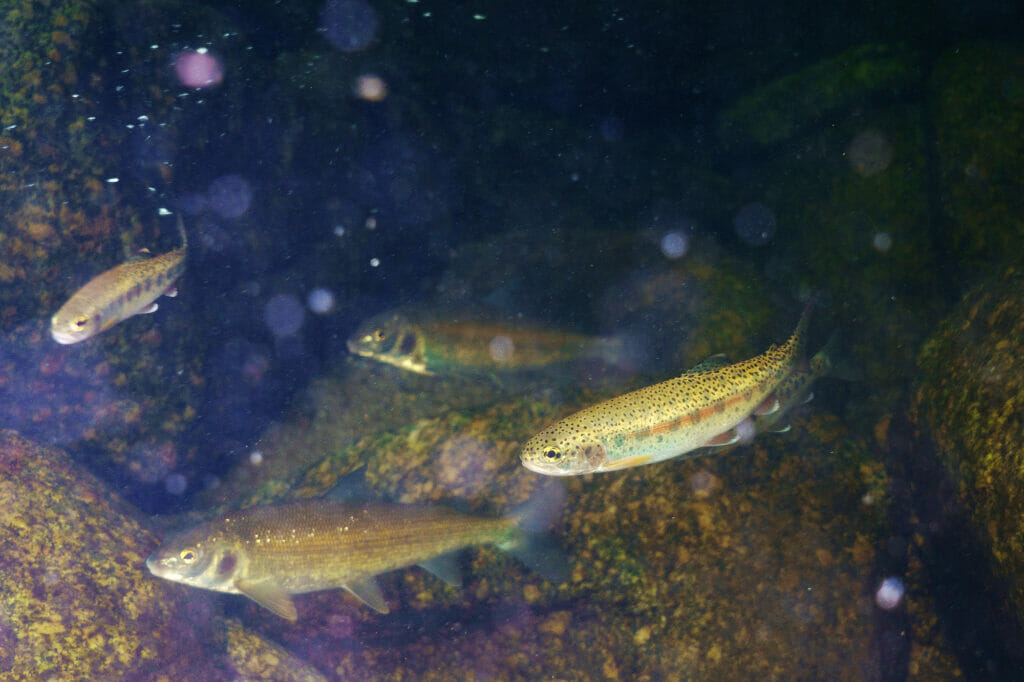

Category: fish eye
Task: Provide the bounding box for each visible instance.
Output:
[72,316,88,329]
[179,548,198,563]
[543,447,563,461]
[373,328,387,342]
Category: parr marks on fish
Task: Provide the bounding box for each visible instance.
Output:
[346,308,625,378]
[520,306,812,475]
[50,217,187,344]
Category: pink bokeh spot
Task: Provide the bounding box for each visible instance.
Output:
[175,51,224,89]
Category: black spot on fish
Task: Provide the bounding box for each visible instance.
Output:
[399,332,417,356]
[217,553,237,575]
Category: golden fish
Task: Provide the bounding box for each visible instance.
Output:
[50,217,187,344]
[519,306,812,475]
[146,485,567,621]
[347,309,625,377]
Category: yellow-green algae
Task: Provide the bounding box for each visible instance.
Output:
[915,263,1024,622]
[0,430,229,679]
[225,619,328,682]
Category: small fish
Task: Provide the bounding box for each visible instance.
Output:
[146,482,567,621]
[519,306,812,476]
[50,217,187,344]
[347,309,625,378]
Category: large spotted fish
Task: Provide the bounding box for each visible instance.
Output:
[519,306,812,476]
[50,217,187,344]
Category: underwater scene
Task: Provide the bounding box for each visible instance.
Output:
[2,0,1024,679]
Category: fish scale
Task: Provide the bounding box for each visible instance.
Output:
[519,306,812,475]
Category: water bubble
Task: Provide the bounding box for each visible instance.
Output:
[872,232,893,253]
[174,50,224,89]
[847,130,893,177]
[875,577,905,610]
[263,294,305,337]
[369,257,380,267]
[249,450,264,466]
[207,174,253,218]
[488,336,515,364]
[659,231,689,259]
[164,473,188,495]
[320,0,379,53]
[307,287,335,314]
[355,74,388,101]
[333,225,346,237]
[733,202,777,246]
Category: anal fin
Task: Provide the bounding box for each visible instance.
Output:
[235,579,298,621]
[345,576,389,614]
[418,551,462,587]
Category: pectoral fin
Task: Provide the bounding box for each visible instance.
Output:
[140,302,160,314]
[235,579,298,621]
[418,551,462,587]
[344,576,389,614]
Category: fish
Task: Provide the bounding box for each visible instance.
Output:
[752,333,840,435]
[519,305,813,476]
[347,309,626,378]
[146,481,568,621]
[50,216,187,344]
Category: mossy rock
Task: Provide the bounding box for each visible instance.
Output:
[915,263,1024,621]
[0,430,230,679]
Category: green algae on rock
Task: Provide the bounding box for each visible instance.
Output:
[0,429,230,679]
[915,264,1024,622]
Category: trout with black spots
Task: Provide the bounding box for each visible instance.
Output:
[520,306,813,475]
[50,217,187,344]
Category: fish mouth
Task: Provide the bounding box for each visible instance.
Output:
[346,339,368,356]
[520,458,573,477]
[145,553,163,576]
[49,329,80,345]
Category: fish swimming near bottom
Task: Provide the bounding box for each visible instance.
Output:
[519,305,813,476]
[50,216,187,344]
[146,482,568,621]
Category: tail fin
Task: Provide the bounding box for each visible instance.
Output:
[176,214,188,250]
[501,480,570,584]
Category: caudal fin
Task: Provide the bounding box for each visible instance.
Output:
[501,480,570,584]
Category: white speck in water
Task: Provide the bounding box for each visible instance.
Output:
[660,231,689,259]
[249,450,264,465]
[370,257,380,267]
[873,232,893,253]
[307,287,335,314]
[488,335,515,364]
[875,577,905,610]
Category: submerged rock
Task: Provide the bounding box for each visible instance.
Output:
[915,264,1024,623]
[0,430,229,678]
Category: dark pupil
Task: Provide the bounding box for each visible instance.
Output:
[544,449,561,460]
[74,318,86,328]
[183,551,194,561]
[374,329,386,341]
